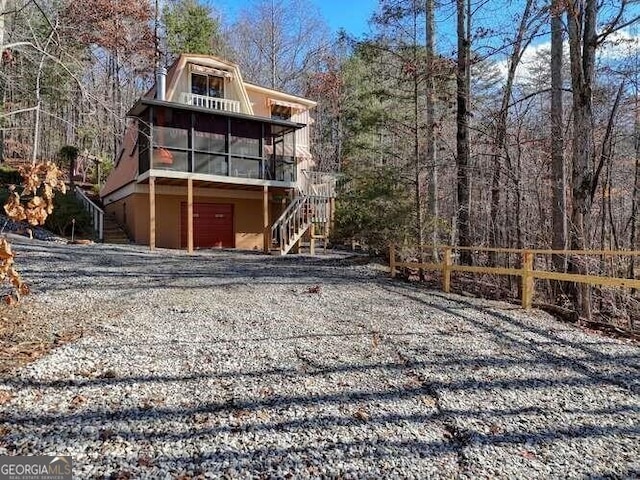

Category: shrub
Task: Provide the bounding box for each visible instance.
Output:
[44,192,93,238]
[333,166,413,255]
[0,165,22,186]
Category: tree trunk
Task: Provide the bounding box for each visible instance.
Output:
[0,0,8,163]
[551,0,567,276]
[425,0,438,259]
[412,1,425,276]
[490,0,535,265]
[630,87,640,279]
[456,0,471,265]
[566,0,598,321]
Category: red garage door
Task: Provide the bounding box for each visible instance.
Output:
[180,203,234,249]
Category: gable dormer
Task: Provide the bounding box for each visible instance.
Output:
[151,54,254,115]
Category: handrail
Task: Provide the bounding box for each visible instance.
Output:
[270,194,331,254]
[269,170,337,254]
[301,170,337,198]
[74,186,104,241]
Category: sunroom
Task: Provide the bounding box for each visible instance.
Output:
[128,98,306,187]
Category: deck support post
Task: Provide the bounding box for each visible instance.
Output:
[149,176,156,251]
[310,223,315,255]
[187,178,194,254]
[263,185,269,253]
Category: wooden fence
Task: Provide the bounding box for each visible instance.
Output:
[389,245,640,310]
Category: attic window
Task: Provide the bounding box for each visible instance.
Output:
[191,73,224,99]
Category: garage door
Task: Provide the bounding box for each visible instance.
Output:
[180,203,234,249]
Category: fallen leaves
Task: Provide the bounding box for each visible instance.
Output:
[97,369,117,379]
[0,390,12,405]
[353,407,370,421]
[69,395,86,409]
[1,161,66,304]
[520,450,537,460]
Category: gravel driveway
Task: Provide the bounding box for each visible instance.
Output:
[1,236,639,479]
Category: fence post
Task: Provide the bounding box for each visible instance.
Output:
[390,244,396,278]
[522,250,534,309]
[443,247,452,293]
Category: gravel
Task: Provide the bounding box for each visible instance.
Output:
[0,235,639,479]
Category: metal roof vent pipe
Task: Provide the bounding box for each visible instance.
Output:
[155,67,167,101]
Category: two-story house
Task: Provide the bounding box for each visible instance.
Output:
[100,54,335,254]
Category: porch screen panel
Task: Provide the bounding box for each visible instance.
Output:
[194,153,228,176]
[152,149,188,172]
[151,107,190,172]
[230,157,261,179]
[194,114,226,153]
[152,108,190,149]
[230,119,261,157]
[138,120,150,174]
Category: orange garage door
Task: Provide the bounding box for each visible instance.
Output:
[180,203,234,249]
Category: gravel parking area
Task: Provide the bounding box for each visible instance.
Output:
[1,236,639,479]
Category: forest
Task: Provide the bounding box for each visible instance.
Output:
[1,0,640,324]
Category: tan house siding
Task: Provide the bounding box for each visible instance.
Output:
[106,189,269,250]
[105,193,149,245]
[248,91,270,117]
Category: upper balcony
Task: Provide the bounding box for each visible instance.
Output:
[178,92,241,114]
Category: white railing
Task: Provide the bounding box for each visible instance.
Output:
[301,170,337,198]
[74,186,104,241]
[179,92,241,113]
[270,194,330,255]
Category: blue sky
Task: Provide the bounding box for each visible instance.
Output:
[312,0,379,36]
[216,0,379,37]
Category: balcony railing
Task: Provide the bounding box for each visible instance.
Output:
[179,92,241,113]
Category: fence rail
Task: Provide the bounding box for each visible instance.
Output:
[389,244,640,310]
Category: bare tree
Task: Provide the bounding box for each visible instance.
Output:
[425,0,438,257]
[565,0,640,319]
[550,0,567,276]
[228,0,330,93]
[489,0,540,262]
[456,0,471,264]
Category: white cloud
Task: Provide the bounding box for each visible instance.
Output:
[493,28,640,86]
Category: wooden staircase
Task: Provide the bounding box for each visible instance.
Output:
[102,214,130,244]
[74,186,130,244]
[270,171,335,255]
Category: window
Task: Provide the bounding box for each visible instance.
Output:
[271,105,292,121]
[191,73,224,98]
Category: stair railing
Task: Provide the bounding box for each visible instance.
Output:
[270,196,307,254]
[301,170,336,198]
[270,194,332,254]
[74,186,104,241]
[269,170,335,255]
